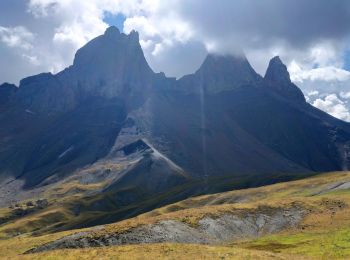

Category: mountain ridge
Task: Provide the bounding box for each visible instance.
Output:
[0,26,350,232]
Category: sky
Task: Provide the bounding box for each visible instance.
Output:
[1,0,350,121]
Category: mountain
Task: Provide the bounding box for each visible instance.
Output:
[0,83,17,107]
[264,56,306,103]
[0,26,153,188]
[1,26,350,230]
[178,53,262,93]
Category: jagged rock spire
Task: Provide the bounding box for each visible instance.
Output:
[265,56,292,84]
[264,56,305,103]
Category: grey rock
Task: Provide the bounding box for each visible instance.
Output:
[0,83,17,105]
[27,206,304,253]
[264,56,306,102]
[178,53,262,93]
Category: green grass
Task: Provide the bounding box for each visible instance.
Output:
[242,228,350,259]
[2,171,350,259]
[0,242,297,260]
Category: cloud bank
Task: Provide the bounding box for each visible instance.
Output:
[1,0,350,121]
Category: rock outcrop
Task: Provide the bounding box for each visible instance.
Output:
[27,206,304,253]
[264,56,306,103]
[0,83,17,106]
[179,53,262,93]
[1,27,350,226]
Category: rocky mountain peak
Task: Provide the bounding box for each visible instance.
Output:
[62,26,154,98]
[72,27,144,69]
[199,53,247,70]
[11,27,153,114]
[0,82,17,105]
[0,82,17,90]
[128,30,140,42]
[265,56,292,84]
[264,56,305,103]
[192,53,262,93]
[104,25,121,38]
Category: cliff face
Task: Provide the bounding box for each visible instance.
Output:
[0,26,349,193]
[11,26,153,115]
[0,83,17,106]
[178,53,262,93]
[65,26,153,99]
[264,56,306,103]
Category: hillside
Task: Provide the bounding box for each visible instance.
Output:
[1,171,350,259]
[1,27,350,232]
[1,26,350,189]
[1,26,350,259]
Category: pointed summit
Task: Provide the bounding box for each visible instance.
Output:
[65,27,153,98]
[128,30,139,42]
[104,25,120,37]
[0,83,17,105]
[265,56,292,84]
[187,53,262,93]
[264,56,305,103]
[73,26,142,68]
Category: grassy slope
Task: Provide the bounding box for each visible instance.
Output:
[0,163,198,237]
[1,243,302,260]
[0,169,311,238]
[1,171,350,259]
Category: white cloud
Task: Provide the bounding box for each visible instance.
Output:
[340,91,350,99]
[0,0,350,87]
[293,64,350,122]
[0,0,127,83]
[22,54,40,65]
[1,0,350,124]
[308,90,319,96]
[291,64,350,83]
[313,94,350,122]
[28,0,113,55]
[0,26,34,50]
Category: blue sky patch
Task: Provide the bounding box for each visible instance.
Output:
[103,12,126,32]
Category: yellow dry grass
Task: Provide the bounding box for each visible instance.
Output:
[1,171,350,259]
[1,242,307,260]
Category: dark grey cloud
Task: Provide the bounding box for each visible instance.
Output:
[2,0,350,122]
[145,40,207,77]
[1,0,350,85]
[177,0,350,50]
